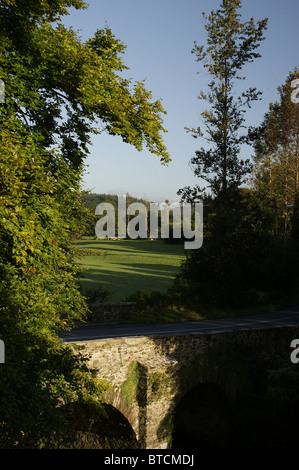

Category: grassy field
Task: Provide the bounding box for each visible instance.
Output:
[75,238,185,302]
[75,238,278,324]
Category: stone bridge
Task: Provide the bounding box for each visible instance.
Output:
[69,325,298,449]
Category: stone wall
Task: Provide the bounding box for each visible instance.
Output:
[69,325,299,449]
[85,302,137,324]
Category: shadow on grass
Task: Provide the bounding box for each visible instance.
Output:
[76,240,185,302]
[76,239,186,256]
[77,264,181,302]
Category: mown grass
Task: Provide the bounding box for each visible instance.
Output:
[75,238,281,324]
[75,238,185,303]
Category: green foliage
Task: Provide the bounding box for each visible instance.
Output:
[81,192,151,210]
[0,1,170,168]
[125,289,168,309]
[292,194,299,242]
[176,67,299,312]
[121,362,140,406]
[230,364,299,449]
[148,372,175,401]
[0,118,87,327]
[80,191,152,238]
[0,117,110,448]
[171,188,299,310]
[0,0,170,448]
[83,285,111,304]
[250,69,299,237]
[0,333,109,448]
[179,0,267,200]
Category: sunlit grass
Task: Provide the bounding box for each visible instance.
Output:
[75,238,185,302]
[75,238,279,324]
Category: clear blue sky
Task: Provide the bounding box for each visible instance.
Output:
[62,0,299,203]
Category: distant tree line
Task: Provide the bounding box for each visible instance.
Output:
[81,191,151,237]
[81,191,193,242]
[81,191,151,209]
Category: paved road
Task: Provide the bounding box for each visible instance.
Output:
[59,305,299,342]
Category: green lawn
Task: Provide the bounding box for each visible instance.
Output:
[75,239,185,302]
[75,238,280,324]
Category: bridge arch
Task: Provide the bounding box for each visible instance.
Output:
[60,400,138,449]
[69,326,297,448]
[104,361,148,448]
[172,382,230,449]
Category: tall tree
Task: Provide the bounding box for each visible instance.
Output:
[178,0,267,202]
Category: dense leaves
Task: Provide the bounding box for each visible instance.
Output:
[172,190,299,309]
[251,69,299,235]
[0,116,109,448]
[0,0,170,168]
[0,0,169,448]
[178,0,267,200]
[173,2,298,312]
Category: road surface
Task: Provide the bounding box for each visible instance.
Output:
[59,305,299,342]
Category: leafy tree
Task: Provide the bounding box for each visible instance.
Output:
[0,0,170,169]
[0,0,170,448]
[0,116,109,448]
[251,69,299,236]
[178,0,267,202]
